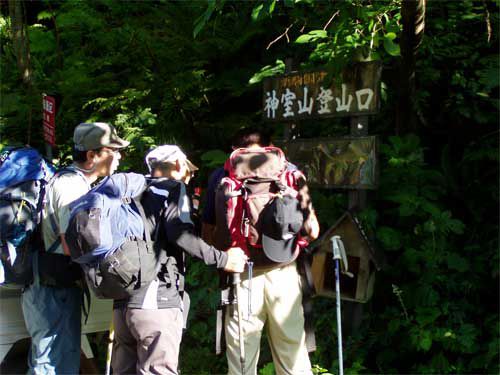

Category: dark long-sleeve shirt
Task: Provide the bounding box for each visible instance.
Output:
[119,177,228,309]
[162,179,227,267]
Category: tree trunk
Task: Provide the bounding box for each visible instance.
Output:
[397,0,426,135]
[9,0,33,144]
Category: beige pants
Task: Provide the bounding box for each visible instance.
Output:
[225,262,312,375]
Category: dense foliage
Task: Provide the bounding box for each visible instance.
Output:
[1,1,498,374]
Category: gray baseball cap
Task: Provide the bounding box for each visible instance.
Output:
[261,195,304,263]
[73,122,129,151]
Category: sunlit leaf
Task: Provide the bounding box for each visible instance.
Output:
[383,37,400,56]
[295,30,328,44]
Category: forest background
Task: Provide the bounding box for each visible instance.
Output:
[0,0,498,374]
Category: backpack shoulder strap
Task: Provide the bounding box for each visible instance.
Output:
[131,194,152,244]
[281,168,305,190]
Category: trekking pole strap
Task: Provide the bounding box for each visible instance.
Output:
[331,236,354,278]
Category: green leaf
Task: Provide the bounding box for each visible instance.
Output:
[37,11,54,21]
[415,307,441,326]
[251,3,264,21]
[259,362,276,375]
[420,331,433,351]
[268,0,276,15]
[413,286,440,307]
[385,32,397,40]
[248,59,285,84]
[399,201,417,217]
[383,37,400,56]
[448,218,465,235]
[402,248,421,273]
[200,149,227,168]
[446,253,469,272]
[193,0,216,38]
[457,323,479,352]
[387,319,401,334]
[385,18,401,34]
[295,30,328,44]
[28,27,56,54]
[377,226,402,251]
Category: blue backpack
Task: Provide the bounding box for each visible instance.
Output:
[65,173,162,299]
[0,147,55,286]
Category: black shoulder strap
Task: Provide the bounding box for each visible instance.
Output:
[45,237,61,254]
[132,195,152,244]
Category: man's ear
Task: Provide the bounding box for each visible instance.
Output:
[175,159,182,171]
[86,150,97,162]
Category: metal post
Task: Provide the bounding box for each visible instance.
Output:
[348,116,368,211]
[45,144,53,161]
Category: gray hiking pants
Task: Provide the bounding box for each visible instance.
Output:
[112,307,183,375]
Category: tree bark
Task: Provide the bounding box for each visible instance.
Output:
[9,0,34,144]
[397,0,426,134]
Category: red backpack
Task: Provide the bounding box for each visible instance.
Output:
[214,146,307,265]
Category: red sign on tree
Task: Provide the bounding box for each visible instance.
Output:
[43,94,56,146]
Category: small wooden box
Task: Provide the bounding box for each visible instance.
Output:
[311,211,380,303]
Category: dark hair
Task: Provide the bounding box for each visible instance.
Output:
[72,147,89,163]
[150,161,176,175]
[72,147,105,163]
[231,127,271,148]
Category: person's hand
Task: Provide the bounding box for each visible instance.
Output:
[224,247,248,273]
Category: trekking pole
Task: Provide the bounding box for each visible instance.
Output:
[105,318,114,375]
[246,261,253,320]
[331,235,344,375]
[232,272,245,375]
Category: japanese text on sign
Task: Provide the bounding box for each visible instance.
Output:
[262,61,381,121]
[43,95,56,146]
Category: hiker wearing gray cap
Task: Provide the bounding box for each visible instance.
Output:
[111,145,247,375]
[21,122,128,374]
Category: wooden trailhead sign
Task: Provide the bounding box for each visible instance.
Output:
[260,59,383,328]
[262,61,381,122]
